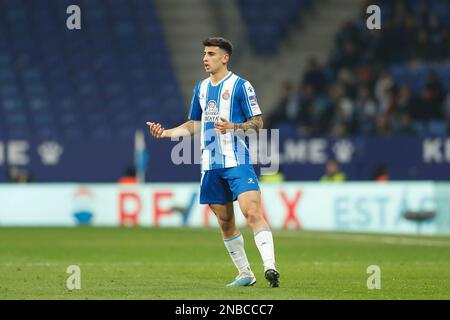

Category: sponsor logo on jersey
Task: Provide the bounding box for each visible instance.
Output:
[249,95,257,106]
[207,100,218,113]
[205,100,219,122]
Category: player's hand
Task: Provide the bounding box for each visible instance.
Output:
[214,117,235,134]
[146,122,168,139]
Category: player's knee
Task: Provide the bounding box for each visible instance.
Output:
[245,203,263,227]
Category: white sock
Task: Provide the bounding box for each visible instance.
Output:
[223,233,253,276]
[254,228,276,271]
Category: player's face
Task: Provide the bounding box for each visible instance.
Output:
[203,46,229,74]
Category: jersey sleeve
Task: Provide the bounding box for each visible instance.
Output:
[188,83,202,121]
[238,81,262,118]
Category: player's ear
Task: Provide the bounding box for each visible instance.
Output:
[222,53,230,64]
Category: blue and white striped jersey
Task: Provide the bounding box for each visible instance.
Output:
[188,72,262,171]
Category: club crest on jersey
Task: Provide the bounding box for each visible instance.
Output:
[222,90,230,100]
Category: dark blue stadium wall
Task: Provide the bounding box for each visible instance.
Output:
[1,135,450,182]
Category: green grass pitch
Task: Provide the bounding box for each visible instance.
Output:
[0,227,449,300]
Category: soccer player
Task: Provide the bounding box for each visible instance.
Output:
[146,37,280,288]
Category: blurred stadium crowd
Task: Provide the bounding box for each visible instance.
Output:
[267,0,450,137]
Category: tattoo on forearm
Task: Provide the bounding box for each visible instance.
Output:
[234,116,263,132]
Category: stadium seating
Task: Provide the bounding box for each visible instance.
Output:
[0,0,184,142]
[237,0,313,55]
[390,63,450,93]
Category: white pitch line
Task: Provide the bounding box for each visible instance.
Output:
[274,231,450,247]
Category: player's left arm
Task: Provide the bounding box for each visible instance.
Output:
[214,115,263,134]
[215,80,264,134]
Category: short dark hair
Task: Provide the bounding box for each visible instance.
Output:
[202,37,233,56]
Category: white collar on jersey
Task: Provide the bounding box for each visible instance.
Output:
[209,71,233,87]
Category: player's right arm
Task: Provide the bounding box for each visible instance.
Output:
[146,120,200,139]
[146,82,203,139]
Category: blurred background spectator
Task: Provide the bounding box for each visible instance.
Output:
[8,167,32,183]
[320,159,347,182]
[118,166,138,184]
[371,163,390,182]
